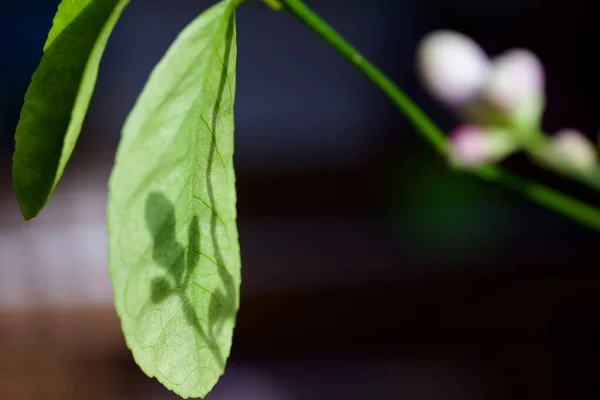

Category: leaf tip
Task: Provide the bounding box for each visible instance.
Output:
[13,181,44,221]
[18,202,40,221]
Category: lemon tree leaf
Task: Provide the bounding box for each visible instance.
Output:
[12,0,130,220]
[107,1,240,398]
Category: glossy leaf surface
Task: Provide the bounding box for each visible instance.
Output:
[13,0,130,219]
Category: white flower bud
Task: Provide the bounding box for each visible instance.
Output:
[448,125,517,167]
[543,129,598,173]
[480,49,545,132]
[416,30,491,107]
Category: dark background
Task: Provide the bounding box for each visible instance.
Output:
[1,0,599,399]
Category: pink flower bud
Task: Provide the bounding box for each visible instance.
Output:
[482,49,544,113]
[544,129,597,173]
[416,31,491,107]
[448,125,516,167]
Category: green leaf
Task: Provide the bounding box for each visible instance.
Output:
[12,0,130,220]
[107,1,240,398]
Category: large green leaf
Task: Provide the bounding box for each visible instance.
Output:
[107,1,240,398]
[12,0,130,220]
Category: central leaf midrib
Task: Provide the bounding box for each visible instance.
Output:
[184,8,234,372]
[187,7,234,224]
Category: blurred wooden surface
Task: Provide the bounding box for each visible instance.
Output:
[1,271,599,399]
[0,307,135,400]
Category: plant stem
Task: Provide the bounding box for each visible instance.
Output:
[259,0,284,11]
[280,0,600,233]
[281,0,446,152]
[474,165,600,230]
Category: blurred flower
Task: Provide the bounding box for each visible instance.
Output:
[415,30,600,177]
[482,49,544,112]
[417,31,546,138]
[539,129,598,173]
[479,49,545,133]
[416,30,490,107]
[448,125,517,167]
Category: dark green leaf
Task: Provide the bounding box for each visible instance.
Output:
[107,1,240,397]
[13,0,130,219]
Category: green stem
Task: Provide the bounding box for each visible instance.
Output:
[280,0,446,152]
[280,0,600,233]
[259,0,284,11]
[474,165,600,230]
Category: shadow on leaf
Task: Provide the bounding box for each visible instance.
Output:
[145,193,235,370]
[143,12,238,372]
